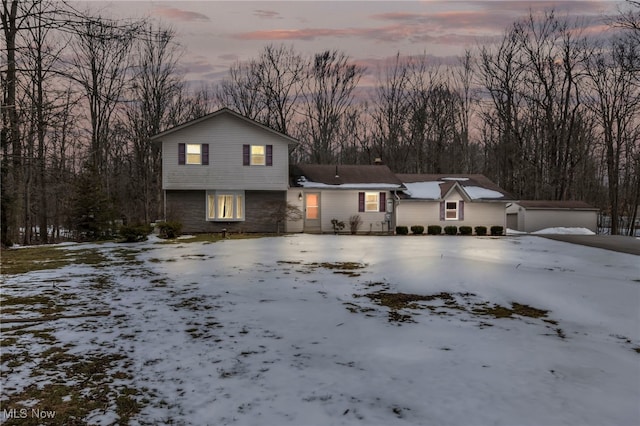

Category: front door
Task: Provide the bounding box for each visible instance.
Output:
[304,192,321,232]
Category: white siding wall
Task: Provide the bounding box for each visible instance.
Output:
[161,113,289,190]
[397,189,507,232]
[317,190,390,233]
[285,190,391,233]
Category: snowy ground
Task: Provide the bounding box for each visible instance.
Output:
[2,234,639,425]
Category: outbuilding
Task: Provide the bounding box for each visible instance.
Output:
[506,201,599,233]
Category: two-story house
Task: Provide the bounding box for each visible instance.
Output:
[151,108,298,233]
[154,108,513,235]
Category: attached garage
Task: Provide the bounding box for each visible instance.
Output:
[506,201,599,233]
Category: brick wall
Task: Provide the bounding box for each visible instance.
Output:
[166,190,286,233]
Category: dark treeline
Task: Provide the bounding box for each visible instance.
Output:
[1,1,639,245]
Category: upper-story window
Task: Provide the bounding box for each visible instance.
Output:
[178,143,209,165]
[243,144,272,166]
[187,144,202,164]
[251,145,265,165]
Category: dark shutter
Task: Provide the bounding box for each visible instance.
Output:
[266,145,273,166]
[202,144,209,165]
[358,192,365,212]
[379,192,386,212]
[243,144,250,166]
[178,143,185,165]
[439,201,445,221]
[459,200,464,221]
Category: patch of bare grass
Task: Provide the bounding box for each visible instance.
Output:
[352,290,560,333]
[278,260,367,277]
[1,246,108,275]
[156,233,277,245]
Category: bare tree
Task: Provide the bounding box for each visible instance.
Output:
[299,50,364,164]
[215,59,263,120]
[1,0,23,246]
[70,15,141,177]
[614,0,640,45]
[478,22,530,196]
[585,35,640,234]
[369,53,412,171]
[125,25,182,223]
[254,44,304,135]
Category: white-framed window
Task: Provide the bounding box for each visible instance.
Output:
[365,192,379,212]
[251,145,265,165]
[186,144,202,165]
[445,201,458,220]
[207,191,244,221]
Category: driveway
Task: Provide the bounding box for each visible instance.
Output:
[537,234,640,256]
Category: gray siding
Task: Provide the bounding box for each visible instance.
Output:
[161,113,289,191]
[506,203,598,232]
[522,210,597,233]
[166,190,286,233]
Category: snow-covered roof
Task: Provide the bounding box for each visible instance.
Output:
[297,180,402,190]
[291,164,404,190]
[402,181,443,199]
[397,174,512,201]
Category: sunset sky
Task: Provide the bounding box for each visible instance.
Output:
[86,1,626,86]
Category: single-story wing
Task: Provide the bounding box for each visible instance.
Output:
[286,164,404,233]
[506,201,599,233]
[396,174,514,234]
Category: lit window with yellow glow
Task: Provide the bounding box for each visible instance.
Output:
[251,145,265,165]
[207,191,245,221]
[365,192,379,212]
[186,144,201,164]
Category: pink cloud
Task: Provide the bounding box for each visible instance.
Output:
[218,54,239,61]
[152,7,210,22]
[253,9,282,19]
[233,25,431,43]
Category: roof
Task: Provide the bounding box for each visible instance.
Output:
[516,200,599,210]
[150,107,299,145]
[396,174,513,201]
[291,164,404,190]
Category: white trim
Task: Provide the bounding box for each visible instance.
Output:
[365,192,379,212]
[445,200,459,220]
[206,190,245,221]
[250,145,266,166]
[186,143,202,165]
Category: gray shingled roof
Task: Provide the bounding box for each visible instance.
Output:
[291,164,404,188]
[517,200,598,210]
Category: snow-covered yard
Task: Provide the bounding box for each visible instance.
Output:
[2,234,639,425]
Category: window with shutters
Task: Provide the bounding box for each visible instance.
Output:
[359,192,386,213]
[365,192,379,212]
[243,144,273,166]
[179,143,209,165]
[251,145,265,165]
